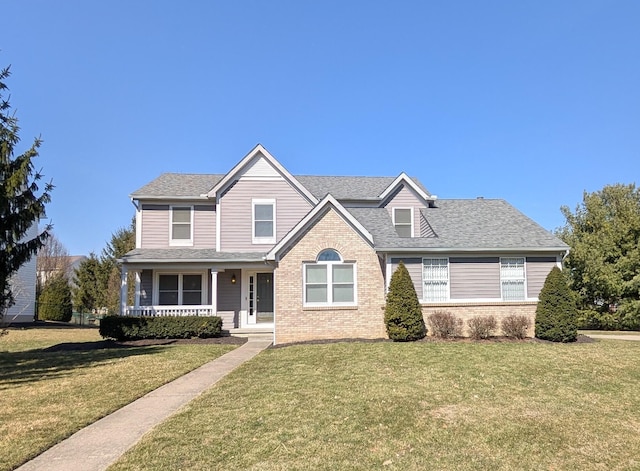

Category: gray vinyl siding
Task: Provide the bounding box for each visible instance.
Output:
[140,204,216,249]
[449,257,501,299]
[219,178,313,252]
[391,257,423,300]
[7,224,37,322]
[526,257,558,299]
[193,205,216,248]
[384,185,425,237]
[140,204,170,248]
[140,270,153,306]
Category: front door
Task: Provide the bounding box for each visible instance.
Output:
[256,273,274,323]
[247,272,274,325]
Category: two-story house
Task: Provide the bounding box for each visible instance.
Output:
[120,144,568,344]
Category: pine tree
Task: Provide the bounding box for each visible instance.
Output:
[0,66,52,322]
[535,266,578,342]
[384,261,426,341]
[38,274,72,322]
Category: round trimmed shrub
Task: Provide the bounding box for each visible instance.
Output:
[38,274,73,322]
[535,266,578,342]
[384,261,426,341]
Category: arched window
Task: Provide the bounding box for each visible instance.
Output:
[304,249,356,305]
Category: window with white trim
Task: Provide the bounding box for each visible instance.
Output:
[157,273,203,305]
[252,199,276,244]
[304,249,356,306]
[501,257,526,300]
[170,206,193,245]
[393,208,413,238]
[422,258,449,302]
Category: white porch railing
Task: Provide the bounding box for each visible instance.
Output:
[125,305,214,317]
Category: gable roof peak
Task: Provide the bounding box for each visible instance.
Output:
[207,145,318,204]
[378,172,436,203]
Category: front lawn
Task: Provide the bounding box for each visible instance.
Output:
[0,325,237,471]
[110,340,640,470]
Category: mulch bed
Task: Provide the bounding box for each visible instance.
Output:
[42,336,247,352]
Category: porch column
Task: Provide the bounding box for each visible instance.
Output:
[210,269,218,315]
[133,270,141,309]
[120,267,129,316]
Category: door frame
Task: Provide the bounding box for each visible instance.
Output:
[243,270,274,327]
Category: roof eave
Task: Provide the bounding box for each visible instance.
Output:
[375,246,569,254]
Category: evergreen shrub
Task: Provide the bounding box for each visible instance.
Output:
[428,311,463,339]
[100,315,222,341]
[384,261,426,341]
[38,274,73,322]
[535,267,578,342]
[467,315,497,340]
[501,315,529,339]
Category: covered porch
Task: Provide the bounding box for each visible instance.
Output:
[119,249,275,331]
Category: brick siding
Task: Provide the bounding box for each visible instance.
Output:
[275,209,387,344]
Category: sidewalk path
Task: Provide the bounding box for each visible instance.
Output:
[17,337,272,471]
[587,334,640,342]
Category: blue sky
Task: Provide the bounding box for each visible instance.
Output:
[3,1,639,255]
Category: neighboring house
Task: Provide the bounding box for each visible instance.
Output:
[5,225,38,324]
[121,144,568,344]
[37,255,88,287]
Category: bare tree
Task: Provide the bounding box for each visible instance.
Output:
[36,233,70,291]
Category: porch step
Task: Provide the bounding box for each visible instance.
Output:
[224,328,273,339]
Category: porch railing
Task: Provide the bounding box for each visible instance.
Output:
[125,305,214,317]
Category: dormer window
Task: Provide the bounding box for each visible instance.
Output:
[393,208,413,238]
[252,199,276,244]
[170,206,193,246]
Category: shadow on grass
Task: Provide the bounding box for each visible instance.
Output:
[0,343,166,388]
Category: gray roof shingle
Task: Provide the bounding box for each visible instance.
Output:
[130,174,224,198]
[131,173,429,200]
[121,248,266,263]
[348,199,567,251]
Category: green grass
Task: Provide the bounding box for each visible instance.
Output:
[580,330,640,336]
[0,325,237,471]
[110,340,640,471]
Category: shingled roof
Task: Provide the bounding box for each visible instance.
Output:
[348,199,567,251]
[131,173,429,201]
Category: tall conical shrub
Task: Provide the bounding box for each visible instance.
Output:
[535,266,577,342]
[385,261,426,341]
[38,274,73,322]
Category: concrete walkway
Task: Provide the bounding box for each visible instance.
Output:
[586,334,640,341]
[17,337,272,471]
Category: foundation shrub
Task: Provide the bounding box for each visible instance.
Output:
[100,315,222,341]
[467,315,497,340]
[428,311,463,339]
[384,261,427,341]
[501,315,530,339]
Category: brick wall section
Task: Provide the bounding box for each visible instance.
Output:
[275,209,387,344]
[421,302,538,337]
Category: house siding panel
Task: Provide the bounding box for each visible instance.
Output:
[526,257,558,299]
[450,257,501,299]
[7,224,38,323]
[140,204,170,248]
[220,178,313,252]
[193,205,216,248]
[140,204,216,249]
[384,185,425,237]
[391,258,423,300]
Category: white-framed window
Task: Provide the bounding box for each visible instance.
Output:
[252,199,276,244]
[170,206,193,246]
[393,208,413,238]
[304,249,356,306]
[501,257,526,300]
[423,258,449,302]
[156,273,205,305]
